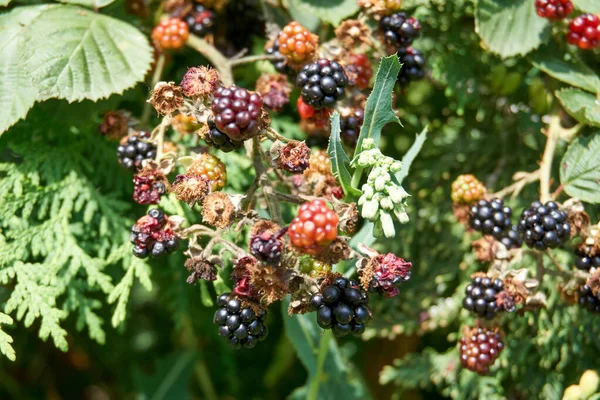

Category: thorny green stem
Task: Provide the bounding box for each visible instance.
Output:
[274,192,316,204]
[186,34,234,86]
[263,126,292,143]
[142,52,167,125]
[307,329,332,400]
[539,116,560,203]
[229,54,285,67]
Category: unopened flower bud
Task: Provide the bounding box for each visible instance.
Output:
[380,211,395,238]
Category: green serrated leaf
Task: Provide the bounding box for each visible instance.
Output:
[328,112,361,198]
[475,0,551,58]
[55,0,116,8]
[572,0,600,13]
[555,88,600,127]
[288,0,359,26]
[285,0,321,32]
[395,127,428,185]
[560,134,600,203]
[529,44,600,94]
[23,4,153,102]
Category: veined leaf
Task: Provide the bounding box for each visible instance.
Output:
[328,112,361,198]
[56,0,117,8]
[475,0,551,58]
[572,0,600,13]
[395,127,428,185]
[560,134,600,203]
[288,0,359,26]
[555,88,600,127]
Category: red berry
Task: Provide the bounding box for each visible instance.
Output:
[152,18,189,50]
[297,97,315,119]
[345,54,373,90]
[278,21,319,66]
[459,327,504,375]
[211,85,263,142]
[535,0,573,20]
[567,14,600,50]
[297,97,332,129]
[288,199,339,255]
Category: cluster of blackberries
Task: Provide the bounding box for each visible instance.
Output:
[204,117,243,152]
[340,109,364,147]
[463,277,509,319]
[497,226,523,250]
[117,132,156,171]
[579,285,600,313]
[296,59,348,110]
[459,327,504,375]
[574,246,600,271]
[184,4,215,37]
[213,293,268,348]
[130,209,178,258]
[211,85,263,142]
[469,198,512,239]
[517,201,570,250]
[249,229,286,266]
[397,48,426,87]
[379,12,421,48]
[309,277,371,337]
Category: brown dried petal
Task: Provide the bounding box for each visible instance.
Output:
[275,140,311,174]
[172,174,211,206]
[99,111,129,141]
[181,66,221,99]
[185,257,217,283]
[149,82,184,115]
[334,19,373,52]
[247,263,290,305]
[201,192,235,229]
[313,237,351,265]
[250,220,281,237]
[471,237,498,263]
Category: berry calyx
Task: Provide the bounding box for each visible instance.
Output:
[340,108,364,147]
[211,85,263,142]
[535,0,573,20]
[187,153,227,192]
[296,59,349,110]
[184,4,215,37]
[213,293,268,349]
[459,327,504,375]
[517,201,571,250]
[379,12,421,49]
[152,18,189,50]
[462,276,508,319]
[277,21,319,66]
[288,199,339,255]
[117,131,157,171]
[309,277,372,337]
[130,209,178,258]
[567,14,600,50]
[469,198,513,239]
[451,174,487,205]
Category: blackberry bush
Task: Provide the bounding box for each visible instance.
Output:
[574,246,600,271]
[498,225,523,250]
[469,198,512,239]
[152,17,189,49]
[579,285,600,313]
[397,47,425,86]
[203,117,244,152]
[277,21,319,66]
[117,131,157,171]
[451,174,487,204]
[213,293,268,348]
[567,14,600,50]
[296,59,348,110]
[517,201,571,250]
[288,199,339,255]
[340,108,364,147]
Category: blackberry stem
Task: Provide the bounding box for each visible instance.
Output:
[307,329,332,400]
[187,34,234,86]
[539,115,560,203]
[263,126,291,143]
[490,169,540,199]
[229,54,285,67]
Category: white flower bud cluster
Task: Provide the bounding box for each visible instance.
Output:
[352,139,410,238]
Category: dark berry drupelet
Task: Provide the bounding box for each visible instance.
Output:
[340,109,364,147]
[249,228,287,266]
[579,285,600,313]
[459,327,504,375]
[117,132,157,171]
[309,277,371,337]
[463,276,508,319]
[211,86,263,142]
[469,198,512,239]
[265,40,293,76]
[517,201,571,250]
[574,246,600,271]
[397,48,425,87]
[296,59,348,110]
[379,12,421,48]
[213,293,268,349]
[184,4,215,37]
[204,117,244,152]
[498,225,523,250]
[130,209,178,258]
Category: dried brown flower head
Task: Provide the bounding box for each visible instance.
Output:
[181,66,221,99]
[171,174,211,206]
[453,203,471,225]
[336,202,359,235]
[149,82,184,115]
[335,19,373,52]
[99,110,129,141]
[255,73,292,112]
[201,192,236,229]
[247,263,291,305]
[185,257,217,284]
[568,209,591,238]
[271,140,311,174]
[287,274,319,315]
[313,237,351,265]
[250,220,281,238]
[471,237,498,263]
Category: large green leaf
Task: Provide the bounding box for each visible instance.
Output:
[56,0,117,9]
[0,7,41,134]
[283,297,372,400]
[572,0,600,13]
[288,0,359,26]
[475,0,551,58]
[23,4,152,102]
[560,134,600,203]
[328,112,361,198]
[555,89,600,127]
[395,127,428,185]
[529,45,600,94]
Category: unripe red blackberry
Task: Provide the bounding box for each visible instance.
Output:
[379,12,421,49]
[469,198,513,239]
[130,209,178,258]
[451,174,486,205]
[309,277,371,337]
[574,246,600,271]
[152,18,189,50]
[288,199,339,255]
[278,21,319,66]
[462,276,509,319]
[567,14,600,50]
[187,153,227,191]
[340,109,364,147]
[535,0,573,20]
[117,131,157,171]
[203,117,244,152]
[296,59,348,110]
[397,47,425,86]
[345,54,373,90]
[184,4,215,37]
[213,293,268,349]
[459,327,504,375]
[579,285,600,313]
[517,201,571,250]
[211,85,263,142]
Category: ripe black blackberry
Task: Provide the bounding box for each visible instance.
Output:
[204,117,244,152]
[213,293,268,349]
[117,132,157,171]
[574,246,600,271]
[459,327,504,375]
[498,225,523,250]
[130,209,178,258]
[397,48,425,87]
[469,198,512,239]
[309,277,371,337]
[211,85,263,142]
[265,40,293,75]
[340,109,364,147]
[379,12,421,48]
[184,4,215,37]
[249,228,287,266]
[517,201,571,250]
[462,276,508,319]
[579,285,600,313]
[296,59,348,110]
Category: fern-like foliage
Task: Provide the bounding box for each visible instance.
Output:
[0,100,151,359]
